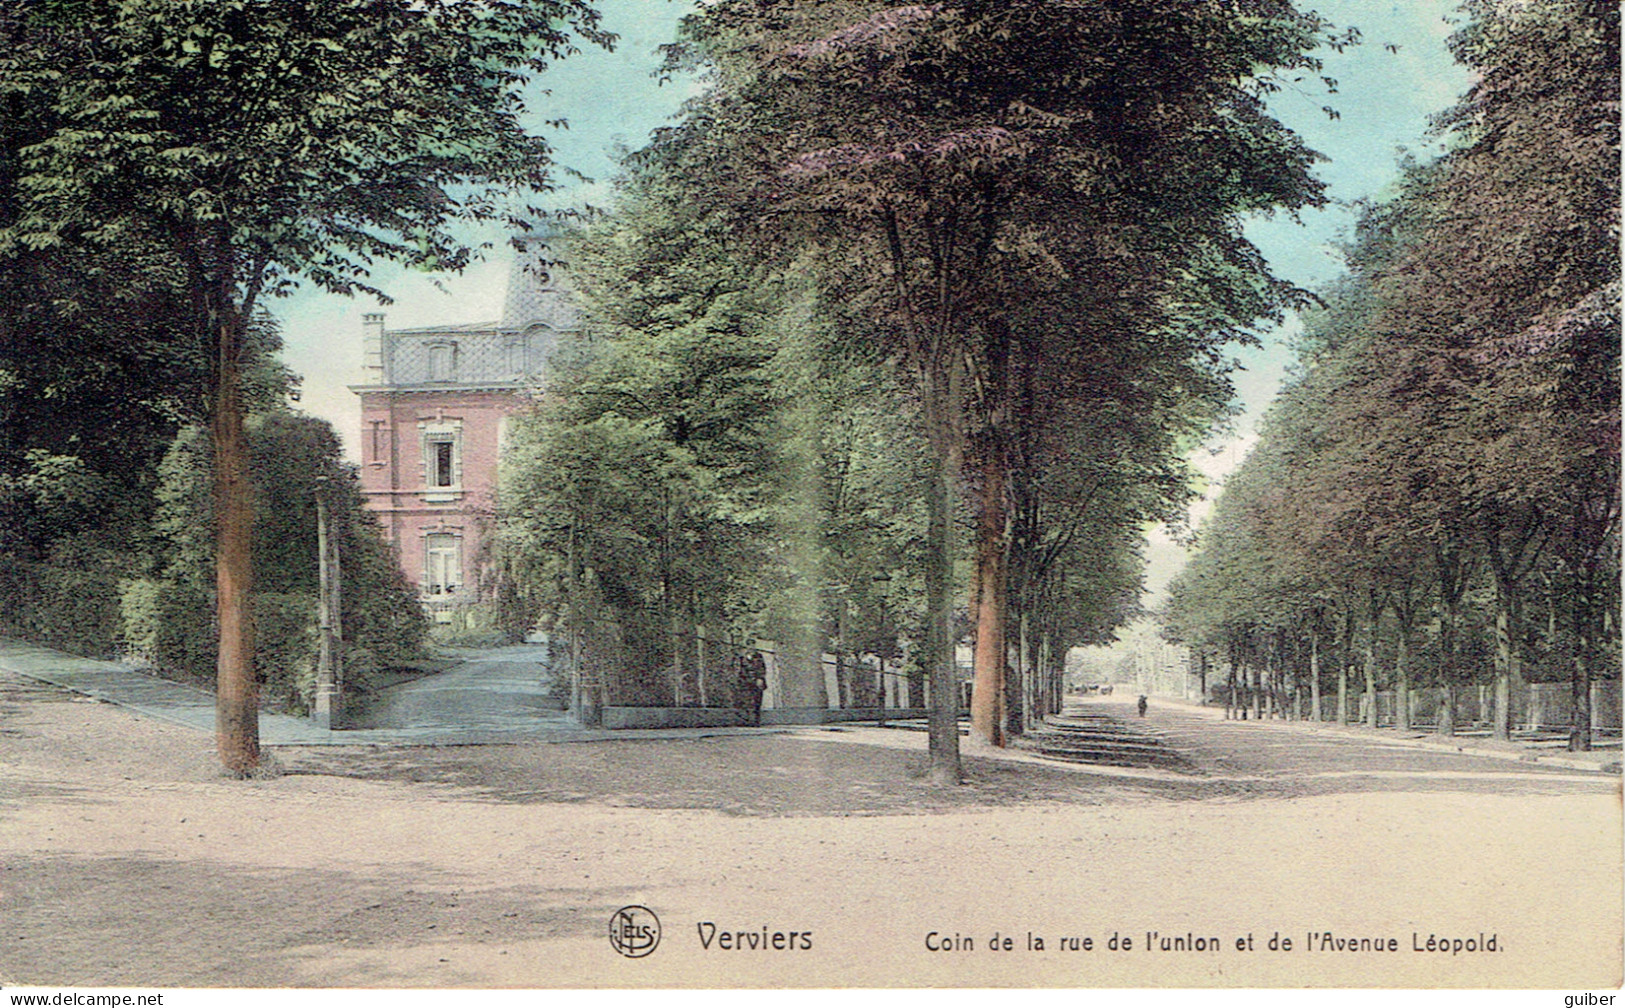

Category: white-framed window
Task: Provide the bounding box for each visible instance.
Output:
[428,342,457,381]
[428,437,455,488]
[369,420,387,463]
[419,419,463,495]
[424,534,461,596]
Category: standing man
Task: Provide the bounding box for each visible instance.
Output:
[739,651,768,726]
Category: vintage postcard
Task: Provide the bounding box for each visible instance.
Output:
[0,0,1617,999]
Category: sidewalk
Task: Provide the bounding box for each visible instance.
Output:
[0,639,802,747]
[1141,692,1622,774]
[7,638,1619,773]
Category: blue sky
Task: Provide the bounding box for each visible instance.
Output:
[1227,0,1471,447]
[276,1,693,446]
[274,0,1474,593]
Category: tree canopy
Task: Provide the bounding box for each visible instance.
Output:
[0,0,609,772]
[1163,0,1619,749]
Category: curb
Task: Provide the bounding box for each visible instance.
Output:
[0,642,851,748]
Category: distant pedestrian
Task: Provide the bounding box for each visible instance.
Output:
[1137,695,1148,717]
[739,652,767,726]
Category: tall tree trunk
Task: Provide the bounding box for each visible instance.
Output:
[213,326,258,775]
[1362,597,1381,730]
[1309,629,1322,722]
[1016,610,1032,735]
[1481,517,1542,739]
[1225,641,1238,719]
[1276,635,1288,718]
[922,384,962,784]
[1570,657,1593,752]
[970,311,1016,746]
[1053,633,1064,713]
[680,609,699,706]
[1394,626,1410,732]
[1438,590,1461,737]
[661,493,680,703]
[971,443,1009,745]
[835,599,851,709]
[696,621,708,707]
[1251,659,1263,721]
[1335,615,1353,724]
[1570,585,1595,752]
[566,523,582,720]
[1037,631,1052,721]
[668,615,684,704]
[1262,645,1275,719]
[906,639,924,710]
[1491,598,1515,740]
[1363,639,1378,730]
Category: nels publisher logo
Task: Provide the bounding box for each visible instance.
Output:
[609,905,661,958]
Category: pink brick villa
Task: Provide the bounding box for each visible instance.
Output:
[350,236,575,621]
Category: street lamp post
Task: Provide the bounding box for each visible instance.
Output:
[313,474,343,729]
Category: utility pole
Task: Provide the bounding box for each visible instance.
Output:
[313,474,342,729]
[567,519,582,723]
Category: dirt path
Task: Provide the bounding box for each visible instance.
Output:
[1,672,1618,989]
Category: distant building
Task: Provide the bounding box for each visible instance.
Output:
[350,235,576,620]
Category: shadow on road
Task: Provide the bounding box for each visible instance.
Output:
[1,851,621,987]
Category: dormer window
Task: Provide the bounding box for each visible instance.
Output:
[429,342,457,381]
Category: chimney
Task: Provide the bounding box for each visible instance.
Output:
[362,313,386,384]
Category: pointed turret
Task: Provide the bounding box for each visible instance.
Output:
[501,228,578,334]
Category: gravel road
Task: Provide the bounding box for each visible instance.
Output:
[1,672,1617,989]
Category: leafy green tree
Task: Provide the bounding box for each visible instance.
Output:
[497,199,788,711]
[0,0,607,772]
[655,0,1349,777]
[497,189,933,717]
[1009,374,1220,729]
[1355,0,1618,746]
[1165,0,1618,750]
[1434,0,1618,750]
[140,408,425,710]
[0,11,200,646]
